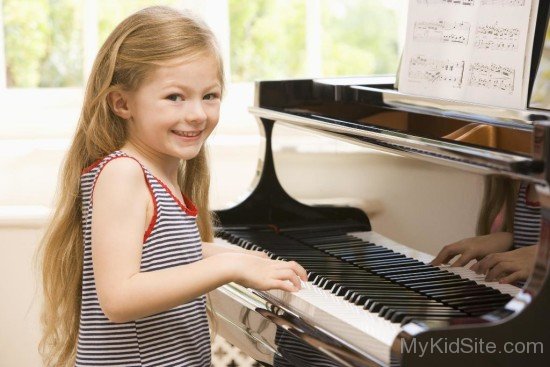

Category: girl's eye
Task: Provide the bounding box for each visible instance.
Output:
[203,93,220,101]
[167,94,183,102]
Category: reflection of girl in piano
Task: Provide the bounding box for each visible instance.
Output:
[38,6,307,367]
[431,176,540,285]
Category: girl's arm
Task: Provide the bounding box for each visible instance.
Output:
[92,159,306,324]
[202,241,268,259]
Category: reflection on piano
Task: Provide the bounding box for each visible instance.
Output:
[209,6,550,367]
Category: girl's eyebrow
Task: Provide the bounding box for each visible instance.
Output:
[162,82,221,92]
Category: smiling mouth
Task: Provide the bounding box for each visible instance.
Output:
[171,130,202,137]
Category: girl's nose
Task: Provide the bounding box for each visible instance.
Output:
[184,100,207,124]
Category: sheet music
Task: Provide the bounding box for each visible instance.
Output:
[398,0,539,109]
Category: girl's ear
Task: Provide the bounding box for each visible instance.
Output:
[107,91,132,120]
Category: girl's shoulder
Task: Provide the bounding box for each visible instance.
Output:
[82,150,137,175]
[84,152,150,211]
[83,151,146,184]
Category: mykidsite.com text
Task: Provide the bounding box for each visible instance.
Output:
[401,337,544,358]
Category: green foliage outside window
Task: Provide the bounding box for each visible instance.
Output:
[229,0,401,81]
[229,0,307,81]
[321,0,399,76]
[97,0,179,47]
[3,0,82,87]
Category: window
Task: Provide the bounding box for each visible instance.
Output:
[229,0,404,81]
[2,0,83,88]
[0,0,406,139]
[531,26,550,110]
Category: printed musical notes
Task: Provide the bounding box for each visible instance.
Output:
[468,62,515,93]
[417,0,476,5]
[474,22,520,51]
[398,0,538,109]
[481,0,526,6]
[414,21,471,45]
[409,56,465,88]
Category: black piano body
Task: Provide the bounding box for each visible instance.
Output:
[209,6,550,367]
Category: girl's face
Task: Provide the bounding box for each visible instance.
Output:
[124,54,222,161]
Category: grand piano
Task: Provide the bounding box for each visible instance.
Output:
[209,4,550,366]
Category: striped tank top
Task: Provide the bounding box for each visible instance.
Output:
[513,181,541,249]
[76,150,211,367]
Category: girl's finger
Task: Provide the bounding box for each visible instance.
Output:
[475,254,500,275]
[431,244,461,265]
[449,252,474,267]
[288,261,308,281]
[275,269,301,289]
[250,250,268,258]
[499,270,527,284]
[485,261,514,282]
[270,279,298,292]
[274,260,308,282]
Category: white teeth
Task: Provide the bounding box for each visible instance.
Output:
[172,130,200,137]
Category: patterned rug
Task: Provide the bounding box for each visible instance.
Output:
[212,336,262,367]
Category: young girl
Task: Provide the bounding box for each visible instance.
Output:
[432,176,540,285]
[38,6,307,367]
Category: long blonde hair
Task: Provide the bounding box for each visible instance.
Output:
[37,6,224,366]
[477,175,518,235]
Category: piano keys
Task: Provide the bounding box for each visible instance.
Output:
[212,224,520,366]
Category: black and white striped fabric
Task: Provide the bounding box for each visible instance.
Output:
[76,150,211,367]
[513,181,541,249]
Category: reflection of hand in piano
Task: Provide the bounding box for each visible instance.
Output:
[471,244,538,283]
[430,231,513,267]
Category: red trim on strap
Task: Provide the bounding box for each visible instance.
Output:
[153,176,198,217]
[89,155,158,243]
[82,157,105,174]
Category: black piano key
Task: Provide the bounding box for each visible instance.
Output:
[393,274,462,286]
[370,265,435,275]
[359,259,426,270]
[390,310,467,323]
[427,284,500,298]
[379,305,462,319]
[368,299,443,312]
[407,279,477,291]
[446,294,512,307]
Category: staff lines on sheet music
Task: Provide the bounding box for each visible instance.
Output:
[417,0,475,6]
[413,20,471,45]
[408,55,465,88]
[468,62,515,93]
[480,0,526,6]
[474,22,520,51]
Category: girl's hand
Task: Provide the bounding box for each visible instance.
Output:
[431,232,513,267]
[470,245,538,284]
[227,253,308,292]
